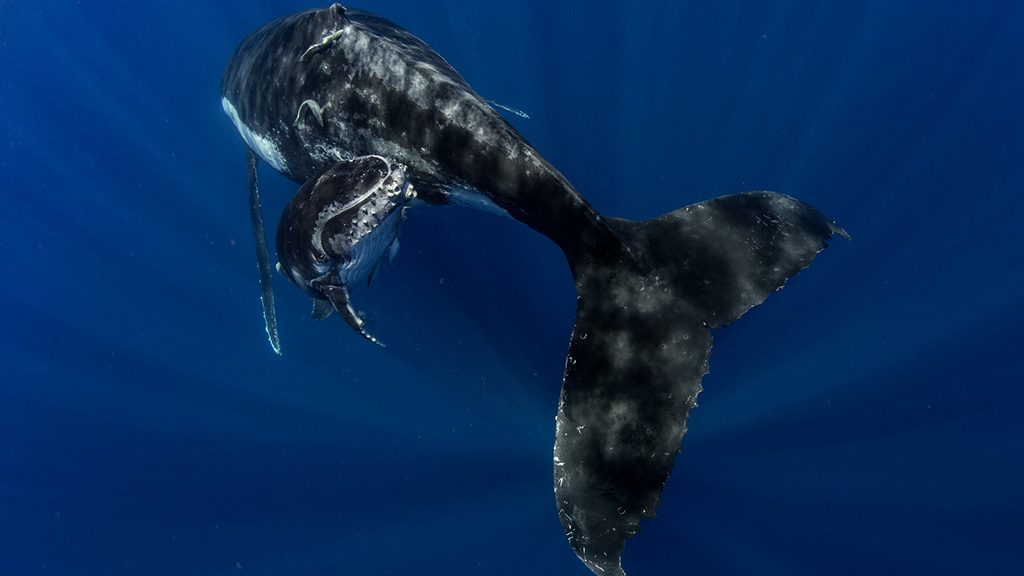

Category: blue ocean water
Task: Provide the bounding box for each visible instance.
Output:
[1,1,1022,574]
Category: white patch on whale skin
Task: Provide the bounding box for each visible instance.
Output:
[293,99,326,127]
[310,142,349,165]
[222,97,289,174]
[446,187,510,218]
[337,208,403,287]
[300,28,346,61]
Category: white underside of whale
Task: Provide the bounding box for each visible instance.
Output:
[222,97,289,174]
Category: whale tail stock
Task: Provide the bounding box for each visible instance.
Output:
[554,192,848,575]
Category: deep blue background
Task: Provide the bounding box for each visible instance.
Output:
[2,1,1022,574]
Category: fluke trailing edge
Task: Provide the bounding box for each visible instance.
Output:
[222,5,848,575]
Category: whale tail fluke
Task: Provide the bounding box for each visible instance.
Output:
[554,192,846,575]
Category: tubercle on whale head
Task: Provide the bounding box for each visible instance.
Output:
[276,156,415,344]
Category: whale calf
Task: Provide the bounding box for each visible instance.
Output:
[222,5,848,574]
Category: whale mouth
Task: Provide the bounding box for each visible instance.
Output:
[276,156,416,345]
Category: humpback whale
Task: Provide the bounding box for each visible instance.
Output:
[222,5,848,575]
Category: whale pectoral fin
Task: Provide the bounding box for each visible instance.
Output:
[311,299,334,320]
[486,98,531,120]
[367,238,400,287]
[387,237,400,263]
[247,148,282,355]
[320,283,385,347]
[367,260,383,287]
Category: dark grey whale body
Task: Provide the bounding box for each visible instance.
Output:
[222,5,847,575]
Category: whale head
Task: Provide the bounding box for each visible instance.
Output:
[276,156,416,344]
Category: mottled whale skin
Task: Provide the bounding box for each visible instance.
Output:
[222,4,616,260]
[222,5,848,575]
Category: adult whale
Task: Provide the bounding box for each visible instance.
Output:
[222,5,848,575]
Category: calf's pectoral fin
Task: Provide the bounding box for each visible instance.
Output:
[311,299,334,320]
[319,282,385,347]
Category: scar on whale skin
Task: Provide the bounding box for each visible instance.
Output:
[222,7,848,576]
[300,29,345,62]
[294,99,328,128]
[299,4,348,62]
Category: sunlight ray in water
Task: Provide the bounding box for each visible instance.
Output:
[1,1,1023,575]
